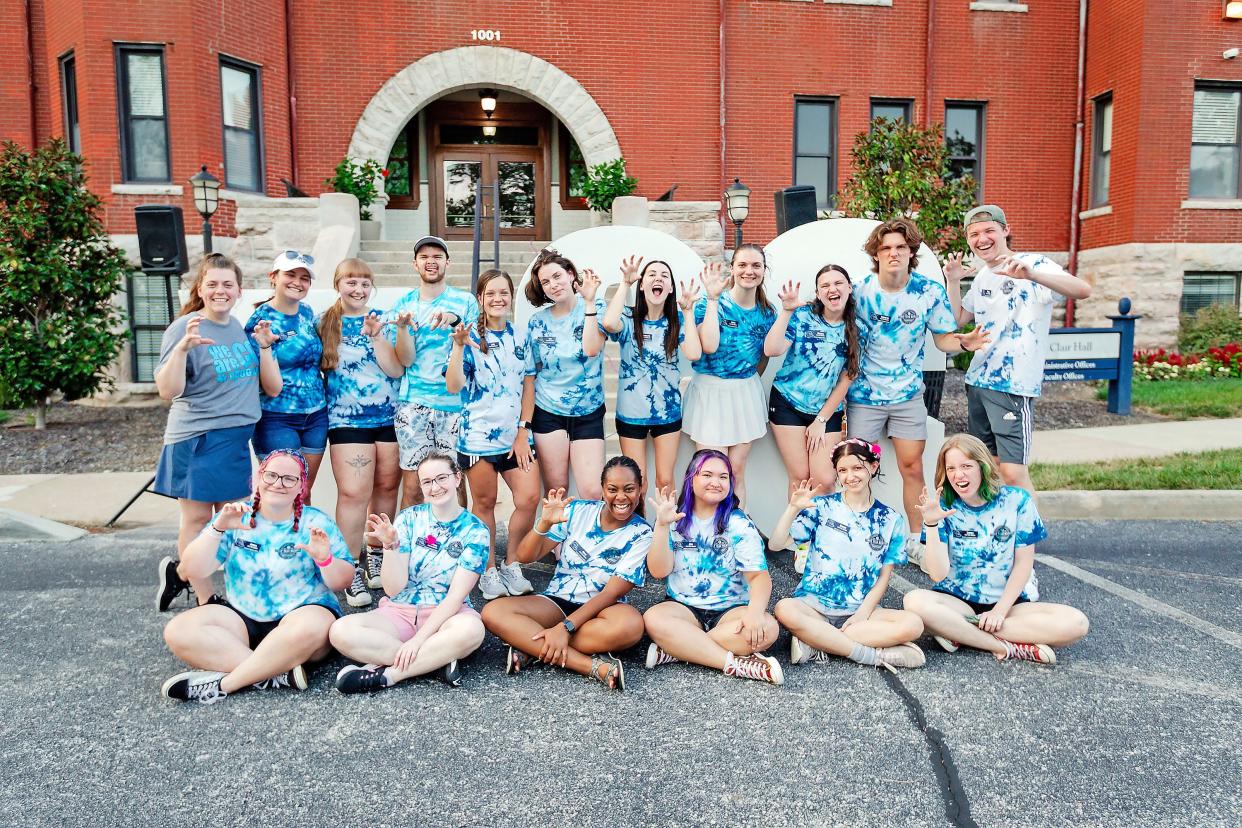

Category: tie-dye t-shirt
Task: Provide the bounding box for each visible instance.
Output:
[849,272,956,406]
[771,305,853,416]
[933,486,1047,604]
[245,303,326,414]
[543,500,652,604]
[607,308,685,426]
[524,296,607,417]
[386,286,480,412]
[320,311,400,430]
[691,292,776,380]
[389,504,489,608]
[788,494,907,614]
[209,503,353,621]
[456,322,530,455]
[665,510,767,611]
[157,313,260,443]
[963,253,1064,398]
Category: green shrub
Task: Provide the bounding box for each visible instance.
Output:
[580,158,637,213]
[325,157,386,220]
[1178,304,1242,353]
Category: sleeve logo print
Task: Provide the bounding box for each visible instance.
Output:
[1001,280,1015,295]
[867,533,886,552]
[710,535,730,554]
[443,540,464,559]
[994,525,1014,543]
[277,542,299,559]
[899,309,918,324]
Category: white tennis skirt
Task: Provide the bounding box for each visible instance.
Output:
[682,373,768,447]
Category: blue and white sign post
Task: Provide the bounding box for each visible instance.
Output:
[1043,298,1141,415]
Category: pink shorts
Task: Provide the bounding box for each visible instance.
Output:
[373,597,481,642]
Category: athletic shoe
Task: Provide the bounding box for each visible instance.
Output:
[793,543,809,575]
[498,561,534,595]
[877,643,927,669]
[364,548,384,588]
[997,639,1056,665]
[161,670,227,704]
[505,646,530,675]
[933,636,960,653]
[335,664,390,694]
[156,556,192,612]
[479,567,506,600]
[789,635,831,665]
[725,653,784,685]
[345,565,373,608]
[905,537,925,567]
[252,664,308,691]
[645,642,679,669]
[438,659,462,687]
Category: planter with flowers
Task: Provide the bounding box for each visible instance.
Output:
[325,157,389,239]
[1133,343,1242,381]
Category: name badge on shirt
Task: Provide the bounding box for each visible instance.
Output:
[823,518,851,535]
[514,345,526,359]
[564,539,590,563]
[642,333,656,342]
[953,529,981,540]
[872,313,892,324]
[805,330,827,342]
[980,289,994,298]
[415,533,442,551]
[238,540,261,551]
[538,336,557,345]
[678,539,698,549]
[721,319,739,329]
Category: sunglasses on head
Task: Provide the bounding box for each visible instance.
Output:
[280,250,315,266]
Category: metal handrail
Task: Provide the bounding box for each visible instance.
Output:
[471,180,501,292]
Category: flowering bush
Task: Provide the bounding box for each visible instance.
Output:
[1133,343,1242,380]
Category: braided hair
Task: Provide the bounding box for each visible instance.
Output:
[251,449,310,531]
[473,269,514,354]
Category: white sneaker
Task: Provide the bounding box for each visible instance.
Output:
[905,536,925,566]
[645,642,679,669]
[789,635,830,665]
[479,567,506,600]
[725,653,784,685]
[877,642,926,669]
[498,561,534,595]
[793,543,809,574]
[933,635,960,653]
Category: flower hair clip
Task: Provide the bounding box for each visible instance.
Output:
[841,436,882,460]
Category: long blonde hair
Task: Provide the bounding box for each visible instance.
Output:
[474,269,514,354]
[318,258,375,372]
[179,253,243,317]
[935,433,1004,508]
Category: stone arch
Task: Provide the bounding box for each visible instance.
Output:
[347,46,622,168]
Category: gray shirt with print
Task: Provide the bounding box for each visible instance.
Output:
[158,313,262,444]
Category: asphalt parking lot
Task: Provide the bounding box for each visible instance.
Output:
[2,520,1239,828]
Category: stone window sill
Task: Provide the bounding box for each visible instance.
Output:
[111,183,183,196]
[1181,199,1242,210]
[970,1,1029,12]
[1079,205,1113,220]
[824,0,892,6]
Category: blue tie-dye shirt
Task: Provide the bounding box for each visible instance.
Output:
[607,308,685,426]
[934,486,1047,604]
[963,253,1064,398]
[788,494,907,614]
[849,272,956,406]
[665,510,767,611]
[544,500,652,604]
[209,503,353,621]
[772,305,853,416]
[386,286,480,412]
[692,292,776,380]
[390,504,490,607]
[320,312,400,430]
[524,296,607,417]
[456,323,531,455]
[245,303,326,414]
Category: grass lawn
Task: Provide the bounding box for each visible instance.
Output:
[1032,447,1242,490]
[1096,377,1242,419]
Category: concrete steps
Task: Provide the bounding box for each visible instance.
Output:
[359,239,549,287]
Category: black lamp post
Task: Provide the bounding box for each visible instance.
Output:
[189,165,221,254]
[724,177,750,250]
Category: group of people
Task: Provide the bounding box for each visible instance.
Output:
[152,205,1093,704]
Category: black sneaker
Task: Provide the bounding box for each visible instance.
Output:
[345,565,372,608]
[364,547,384,588]
[438,659,462,687]
[252,664,308,691]
[156,556,192,612]
[335,664,390,694]
[161,670,228,704]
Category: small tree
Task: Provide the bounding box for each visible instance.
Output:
[580,157,637,213]
[0,139,130,429]
[839,118,979,255]
[325,157,387,220]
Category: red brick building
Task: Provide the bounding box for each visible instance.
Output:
[4,0,1242,355]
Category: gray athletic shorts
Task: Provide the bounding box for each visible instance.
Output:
[394,402,462,471]
[846,397,928,441]
[966,384,1033,465]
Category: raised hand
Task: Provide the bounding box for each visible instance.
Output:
[212,500,249,532]
[943,251,976,283]
[955,326,992,352]
[647,485,685,527]
[993,254,1032,281]
[296,526,332,565]
[394,310,416,329]
[918,486,956,525]
[580,268,602,303]
[789,478,826,512]
[178,316,216,353]
[251,319,278,349]
[700,261,726,300]
[362,313,385,338]
[366,512,399,548]
[778,279,801,312]
[450,323,473,348]
[426,310,457,330]
[619,255,644,286]
[678,278,701,311]
[540,488,571,526]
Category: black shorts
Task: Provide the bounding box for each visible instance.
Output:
[932,588,1029,616]
[678,601,742,631]
[531,403,606,441]
[768,387,843,431]
[538,593,584,617]
[615,417,683,440]
[328,424,398,445]
[207,594,341,648]
[458,448,535,475]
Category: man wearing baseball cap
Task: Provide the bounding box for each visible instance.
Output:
[946,206,1093,493]
[386,235,478,508]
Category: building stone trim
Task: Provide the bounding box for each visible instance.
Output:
[348,46,623,169]
[1078,205,1113,220]
[824,0,893,6]
[970,1,1029,11]
[111,183,182,196]
[1180,199,1242,210]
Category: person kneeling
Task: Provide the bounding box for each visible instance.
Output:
[161,450,354,704]
[902,434,1090,664]
[329,453,488,693]
[772,439,926,670]
[481,457,652,691]
[644,449,783,685]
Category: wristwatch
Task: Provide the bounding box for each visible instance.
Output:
[562,618,576,634]
[517,420,530,430]
[814,414,830,424]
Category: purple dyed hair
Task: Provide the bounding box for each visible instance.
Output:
[675,449,740,538]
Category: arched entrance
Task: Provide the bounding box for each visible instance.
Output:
[348,46,623,241]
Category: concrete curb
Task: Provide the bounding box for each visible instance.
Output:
[1038,489,1242,521]
[0,507,89,541]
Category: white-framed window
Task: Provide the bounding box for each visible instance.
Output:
[220,57,264,192]
[1190,84,1241,199]
[1091,94,1113,207]
[116,45,170,182]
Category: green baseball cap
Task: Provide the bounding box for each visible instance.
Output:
[963,205,1007,228]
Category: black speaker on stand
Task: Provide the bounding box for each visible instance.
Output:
[773,185,819,234]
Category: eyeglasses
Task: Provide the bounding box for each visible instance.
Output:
[419,473,457,491]
[261,470,301,488]
[280,250,315,265]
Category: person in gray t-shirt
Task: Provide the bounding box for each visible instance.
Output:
[152,253,279,612]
